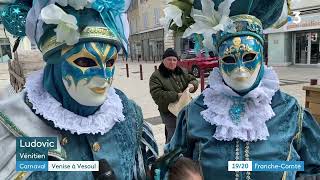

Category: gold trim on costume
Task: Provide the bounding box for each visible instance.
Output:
[81,27,117,39]
[40,26,120,55]
[231,14,262,27]
[287,0,293,16]
[14,172,28,180]
[61,46,73,55]
[0,111,26,137]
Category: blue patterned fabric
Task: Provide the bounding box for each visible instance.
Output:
[165,90,320,180]
[27,89,158,180]
[0,3,30,36]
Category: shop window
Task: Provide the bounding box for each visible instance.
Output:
[295,31,320,64]
[310,32,320,64]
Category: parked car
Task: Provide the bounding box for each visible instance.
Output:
[177,50,219,77]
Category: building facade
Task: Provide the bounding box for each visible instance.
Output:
[265,0,320,66]
[128,0,171,62]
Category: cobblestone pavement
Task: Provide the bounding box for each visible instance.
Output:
[0,61,319,154]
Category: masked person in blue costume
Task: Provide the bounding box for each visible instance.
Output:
[154,0,320,179]
[0,0,158,179]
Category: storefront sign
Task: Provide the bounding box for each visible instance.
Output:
[264,13,320,34]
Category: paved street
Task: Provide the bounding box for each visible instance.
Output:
[0,60,320,154]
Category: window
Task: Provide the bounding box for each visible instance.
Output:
[143,13,148,29]
[130,19,136,34]
[154,8,160,25]
[135,20,138,33]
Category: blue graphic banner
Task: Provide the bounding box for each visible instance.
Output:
[16,161,48,171]
[252,161,304,172]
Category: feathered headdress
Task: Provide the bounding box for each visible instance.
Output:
[162,0,295,53]
[0,0,131,59]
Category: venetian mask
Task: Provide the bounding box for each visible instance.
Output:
[61,42,117,106]
[218,36,264,94]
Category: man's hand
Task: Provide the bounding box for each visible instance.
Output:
[188,84,195,93]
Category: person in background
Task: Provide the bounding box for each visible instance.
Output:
[149,48,198,143]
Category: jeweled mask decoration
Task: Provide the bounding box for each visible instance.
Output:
[215,14,266,94]
[61,42,117,106]
[218,36,264,93]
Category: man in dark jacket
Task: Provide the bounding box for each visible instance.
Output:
[149,48,198,143]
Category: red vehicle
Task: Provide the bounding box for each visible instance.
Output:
[177,50,219,77]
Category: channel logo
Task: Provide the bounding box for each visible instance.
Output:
[288,11,301,24]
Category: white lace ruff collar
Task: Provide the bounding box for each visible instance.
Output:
[201,66,280,142]
[25,70,125,135]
